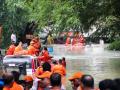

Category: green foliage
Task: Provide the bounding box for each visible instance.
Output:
[0,0,120,48]
[108,40,120,51]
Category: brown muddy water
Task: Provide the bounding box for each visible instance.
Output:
[51,44,120,90]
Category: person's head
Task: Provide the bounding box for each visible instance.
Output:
[24,75,33,89]
[52,60,58,65]
[42,62,51,72]
[81,75,94,89]
[37,71,52,88]
[43,46,48,51]
[50,73,61,87]
[18,42,23,47]
[11,41,16,45]
[114,78,120,90]
[62,57,65,61]
[11,71,20,83]
[99,79,117,90]
[69,72,84,89]
[2,73,14,88]
[58,59,62,64]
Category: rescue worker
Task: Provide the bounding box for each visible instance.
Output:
[65,37,71,45]
[32,36,41,50]
[14,42,23,55]
[52,59,66,88]
[50,73,62,90]
[27,41,37,55]
[52,59,66,76]
[69,72,84,90]
[37,71,52,90]
[35,62,51,77]
[6,41,16,55]
[24,76,33,90]
[47,35,54,45]
[38,47,51,62]
[2,73,23,90]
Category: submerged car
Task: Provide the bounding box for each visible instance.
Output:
[3,55,39,75]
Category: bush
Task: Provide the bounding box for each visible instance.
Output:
[108,40,120,51]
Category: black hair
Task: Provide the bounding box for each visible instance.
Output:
[42,62,51,72]
[43,46,47,51]
[52,60,58,65]
[99,79,117,90]
[114,78,120,90]
[2,73,14,86]
[50,73,61,87]
[62,57,65,61]
[81,75,94,88]
[11,71,20,83]
[58,59,62,64]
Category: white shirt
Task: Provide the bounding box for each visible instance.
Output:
[11,33,16,43]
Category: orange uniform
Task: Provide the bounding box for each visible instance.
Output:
[3,82,23,90]
[14,43,23,55]
[65,37,70,45]
[52,64,66,76]
[35,67,43,76]
[6,45,16,55]
[38,50,51,62]
[27,45,37,55]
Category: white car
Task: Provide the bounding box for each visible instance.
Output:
[3,55,39,75]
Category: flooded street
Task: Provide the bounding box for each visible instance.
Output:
[50,44,120,89]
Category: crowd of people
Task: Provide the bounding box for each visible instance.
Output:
[0,60,120,90]
[0,35,119,90]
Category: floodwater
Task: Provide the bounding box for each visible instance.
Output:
[50,44,120,90]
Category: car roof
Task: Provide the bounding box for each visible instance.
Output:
[3,55,37,63]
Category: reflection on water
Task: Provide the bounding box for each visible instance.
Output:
[51,44,120,90]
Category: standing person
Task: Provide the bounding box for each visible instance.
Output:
[6,41,16,55]
[24,76,34,90]
[14,42,23,55]
[2,73,14,90]
[2,73,23,90]
[99,79,117,90]
[38,47,51,62]
[11,28,17,43]
[37,71,52,90]
[0,24,3,47]
[50,73,62,90]
[11,71,24,90]
[62,57,66,68]
[81,75,98,90]
[69,72,84,90]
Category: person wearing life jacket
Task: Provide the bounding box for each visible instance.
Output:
[2,73,23,90]
[33,36,41,49]
[14,42,23,55]
[35,62,51,78]
[65,37,71,45]
[27,40,37,55]
[52,59,66,88]
[38,47,52,62]
[6,41,16,55]
[79,35,85,45]
[24,75,34,90]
